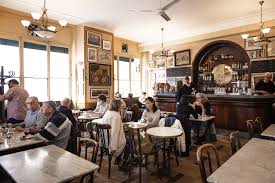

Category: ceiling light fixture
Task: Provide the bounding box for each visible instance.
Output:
[21,0,67,38]
[157,27,168,60]
[241,1,271,47]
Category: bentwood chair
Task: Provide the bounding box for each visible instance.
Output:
[77,137,99,183]
[255,117,263,133]
[246,120,255,139]
[229,131,241,155]
[96,124,113,179]
[196,143,220,183]
[86,121,97,139]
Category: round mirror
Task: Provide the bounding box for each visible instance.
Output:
[212,64,233,85]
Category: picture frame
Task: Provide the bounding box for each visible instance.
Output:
[267,36,275,57]
[98,50,111,64]
[102,40,112,50]
[174,49,191,66]
[121,43,128,53]
[156,60,165,69]
[87,31,102,48]
[166,56,174,67]
[257,49,266,59]
[148,61,155,69]
[247,50,257,60]
[87,47,97,62]
[89,63,111,86]
[245,37,262,50]
[90,88,110,99]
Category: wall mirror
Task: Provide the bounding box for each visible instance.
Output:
[212,64,233,85]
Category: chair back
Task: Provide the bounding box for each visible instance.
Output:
[123,111,133,122]
[196,143,220,183]
[77,137,99,163]
[229,131,241,155]
[86,121,96,139]
[255,117,263,133]
[96,124,111,149]
[246,120,255,139]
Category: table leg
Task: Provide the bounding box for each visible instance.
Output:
[137,129,142,183]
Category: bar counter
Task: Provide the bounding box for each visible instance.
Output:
[154,93,275,131]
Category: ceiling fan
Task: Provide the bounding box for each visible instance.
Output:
[129,0,181,21]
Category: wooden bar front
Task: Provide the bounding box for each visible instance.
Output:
[154,94,275,131]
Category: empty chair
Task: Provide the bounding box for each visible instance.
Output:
[86,121,96,139]
[196,143,221,183]
[255,117,263,133]
[229,131,241,155]
[77,137,99,183]
[96,124,113,179]
[246,120,255,139]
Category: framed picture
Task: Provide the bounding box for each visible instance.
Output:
[267,36,275,57]
[98,50,111,64]
[257,49,266,59]
[87,31,101,48]
[122,43,128,53]
[102,40,112,50]
[156,60,165,69]
[247,50,257,60]
[166,56,174,67]
[89,63,111,86]
[148,61,155,69]
[90,88,110,98]
[245,37,262,50]
[174,49,191,66]
[87,47,97,62]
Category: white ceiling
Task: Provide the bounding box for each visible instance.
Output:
[1,0,275,46]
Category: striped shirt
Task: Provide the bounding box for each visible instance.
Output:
[0,85,29,120]
[35,111,72,149]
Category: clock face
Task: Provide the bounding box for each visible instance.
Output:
[213,64,233,85]
[121,43,128,53]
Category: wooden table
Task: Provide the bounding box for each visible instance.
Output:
[0,132,46,156]
[0,145,99,183]
[207,138,275,183]
[261,124,275,138]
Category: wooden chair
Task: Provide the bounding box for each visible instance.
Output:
[96,124,113,179]
[229,131,241,155]
[86,121,97,139]
[77,137,99,183]
[255,117,263,133]
[196,143,220,183]
[246,120,255,139]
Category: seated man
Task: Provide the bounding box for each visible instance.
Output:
[57,97,80,154]
[14,96,48,132]
[124,93,142,109]
[34,101,72,149]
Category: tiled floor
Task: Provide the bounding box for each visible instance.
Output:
[78,133,249,183]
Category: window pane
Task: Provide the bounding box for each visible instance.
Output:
[119,60,129,80]
[24,45,47,78]
[24,78,48,101]
[50,79,69,100]
[0,44,19,77]
[50,51,69,78]
[119,80,130,98]
[131,58,141,96]
[114,59,118,93]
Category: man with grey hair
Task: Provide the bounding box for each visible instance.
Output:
[255,72,275,95]
[34,101,72,149]
[15,96,48,132]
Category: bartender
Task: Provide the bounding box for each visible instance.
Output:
[176,76,196,108]
[255,72,275,95]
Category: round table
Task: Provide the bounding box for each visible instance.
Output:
[146,127,183,177]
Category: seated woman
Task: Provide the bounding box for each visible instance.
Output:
[141,97,161,128]
[93,94,108,117]
[100,99,126,157]
[194,93,216,141]
[176,96,198,156]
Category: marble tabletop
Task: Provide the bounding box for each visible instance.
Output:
[146,127,183,138]
[207,138,275,183]
[261,124,275,138]
[78,114,99,121]
[0,145,99,183]
[189,115,215,122]
[125,121,148,129]
[0,132,45,154]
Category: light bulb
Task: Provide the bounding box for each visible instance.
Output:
[59,20,67,27]
[241,34,249,40]
[262,27,270,34]
[48,26,56,31]
[31,12,41,20]
[21,20,30,27]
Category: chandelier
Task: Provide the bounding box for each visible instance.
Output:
[157,27,169,60]
[241,1,271,47]
[21,0,67,38]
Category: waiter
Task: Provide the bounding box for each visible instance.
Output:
[176,76,196,109]
[255,72,275,95]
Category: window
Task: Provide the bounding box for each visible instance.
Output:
[0,38,20,93]
[24,42,48,101]
[50,46,70,100]
[114,56,141,97]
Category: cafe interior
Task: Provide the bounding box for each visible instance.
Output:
[0,0,275,182]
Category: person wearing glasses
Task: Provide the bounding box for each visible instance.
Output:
[255,72,275,95]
